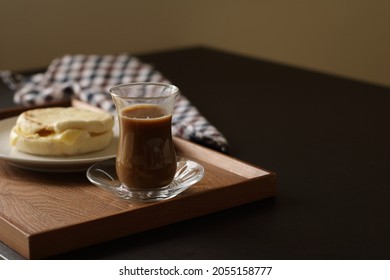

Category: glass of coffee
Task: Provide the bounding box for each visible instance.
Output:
[110,82,179,200]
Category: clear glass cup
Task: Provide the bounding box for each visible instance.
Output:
[109,82,179,200]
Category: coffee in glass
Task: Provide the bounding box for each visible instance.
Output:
[110,82,179,198]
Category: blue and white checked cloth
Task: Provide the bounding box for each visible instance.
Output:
[0,54,229,153]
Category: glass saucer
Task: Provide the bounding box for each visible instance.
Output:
[86,157,204,202]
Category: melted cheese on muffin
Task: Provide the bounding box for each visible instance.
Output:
[10,107,114,156]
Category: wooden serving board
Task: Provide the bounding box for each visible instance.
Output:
[0,116,276,259]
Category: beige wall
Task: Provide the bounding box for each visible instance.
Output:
[1,0,389,87]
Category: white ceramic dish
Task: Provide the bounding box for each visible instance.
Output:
[0,116,118,172]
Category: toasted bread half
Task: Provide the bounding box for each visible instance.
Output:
[10,107,114,156]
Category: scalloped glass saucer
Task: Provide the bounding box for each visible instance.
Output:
[87,157,204,202]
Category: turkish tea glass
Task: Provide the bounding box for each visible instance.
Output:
[110,82,179,201]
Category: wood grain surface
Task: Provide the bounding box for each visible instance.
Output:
[0,104,276,259]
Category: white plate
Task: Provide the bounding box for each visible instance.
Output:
[0,116,118,172]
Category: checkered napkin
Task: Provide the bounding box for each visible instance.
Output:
[0,54,229,153]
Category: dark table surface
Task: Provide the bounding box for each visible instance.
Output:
[1,46,390,260]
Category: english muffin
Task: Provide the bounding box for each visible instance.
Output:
[10,107,114,156]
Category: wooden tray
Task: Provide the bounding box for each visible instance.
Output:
[0,125,276,259]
